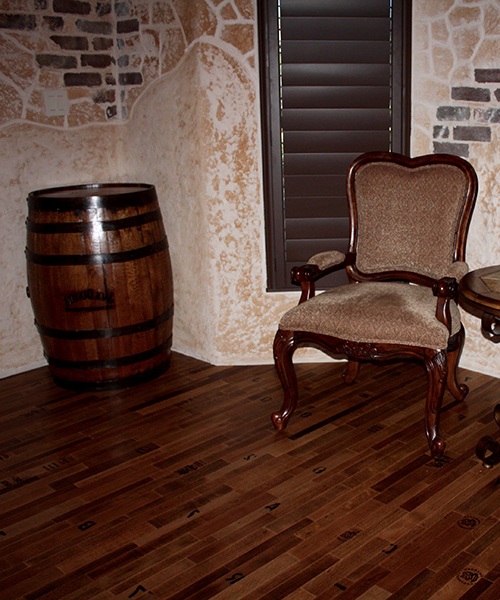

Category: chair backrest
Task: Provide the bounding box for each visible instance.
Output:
[346,152,478,281]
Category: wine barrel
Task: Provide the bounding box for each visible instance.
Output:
[26,183,173,390]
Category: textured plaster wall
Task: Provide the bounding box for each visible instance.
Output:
[0,0,498,379]
[118,44,278,362]
[0,125,124,376]
[0,0,291,378]
[412,0,500,377]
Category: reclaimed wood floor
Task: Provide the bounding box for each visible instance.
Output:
[0,353,499,599]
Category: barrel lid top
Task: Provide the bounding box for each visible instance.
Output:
[29,183,154,200]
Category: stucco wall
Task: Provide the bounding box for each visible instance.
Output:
[411,0,500,376]
[0,0,498,379]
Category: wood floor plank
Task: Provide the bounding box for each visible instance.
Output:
[0,354,498,598]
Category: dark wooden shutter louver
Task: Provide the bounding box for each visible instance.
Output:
[258,0,411,290]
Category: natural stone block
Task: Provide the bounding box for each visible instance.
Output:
[431,46,453,80]
[452,28,480,62]
[221,4,237,19]
[151,2,176,25]
[53,0,91,15]
[221,24,254,56]
[433,141,469,158]
[449,7,481,27]
[114,2,130,17]
[0,81,23,125]
[418,0,454,18]
[436,106,470,121]
[431,20,449,44]
[36,54,78,69]
[474,108,500,123]
[160,29,185,73]
[64,72,102,86]
[67,98,105,126]
[92,37,113,50]
[76,19,112,35]
[118,72,143,85]
[173,0,217,44]
[81,54,114,68]
[475,69,500,83]
[433,126,449,139]
[43,17,64,31]
[475,39,500,67]
[117,19,139,34]
[96,3,112,16]
[50,35,89,50]
[484,4,500,36]
[451,87,490,102]
[106,105,117,118]
[93,89,115,103]
[234,0,253,19]
[0,14,37,30]
[453,126,491,142]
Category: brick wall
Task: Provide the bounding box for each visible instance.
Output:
[0,0,179,125]
[433,68,500,157]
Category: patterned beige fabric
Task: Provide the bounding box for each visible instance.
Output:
[354,163,469,279]
[280,282,461,349]
[443,261,469,281]
[308,250,346,270]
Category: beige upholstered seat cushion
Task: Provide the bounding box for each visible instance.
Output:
[279,282,461,349]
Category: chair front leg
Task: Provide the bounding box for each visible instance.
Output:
[423,348,447,460]
[272,329,299,430]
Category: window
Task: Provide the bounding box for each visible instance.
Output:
[258,0,412,290]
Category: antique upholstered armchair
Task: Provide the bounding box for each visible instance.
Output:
[272,151,478,460]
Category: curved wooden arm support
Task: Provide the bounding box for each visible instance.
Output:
[291,264,321,303]
[433,277,459,332]
[292,253,355,303]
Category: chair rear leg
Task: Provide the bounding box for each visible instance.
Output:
[343,359,360,384]
[272,329,299,430]
[424,349,447,460]
[446,325,469,401]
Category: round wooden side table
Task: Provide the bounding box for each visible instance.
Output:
[459,265,500,467]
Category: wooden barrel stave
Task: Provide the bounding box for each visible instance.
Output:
[26,183,173,389]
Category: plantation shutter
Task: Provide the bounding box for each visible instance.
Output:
[258,0,411,290]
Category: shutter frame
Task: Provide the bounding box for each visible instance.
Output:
[258,0,412,291]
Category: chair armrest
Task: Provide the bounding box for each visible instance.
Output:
[291,252,353,303]
[432,277,460,332]
[431,263,468,332]
[308,250,347,271]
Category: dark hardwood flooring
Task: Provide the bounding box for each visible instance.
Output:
[0,353,499,599]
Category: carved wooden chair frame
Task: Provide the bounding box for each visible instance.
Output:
[272,151,478,460]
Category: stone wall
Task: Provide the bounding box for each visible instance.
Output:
[0,0,498,379]
[0,0,261,378]
[412,0,500,376]
[1,0,196,125]
[434,69,500,155]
